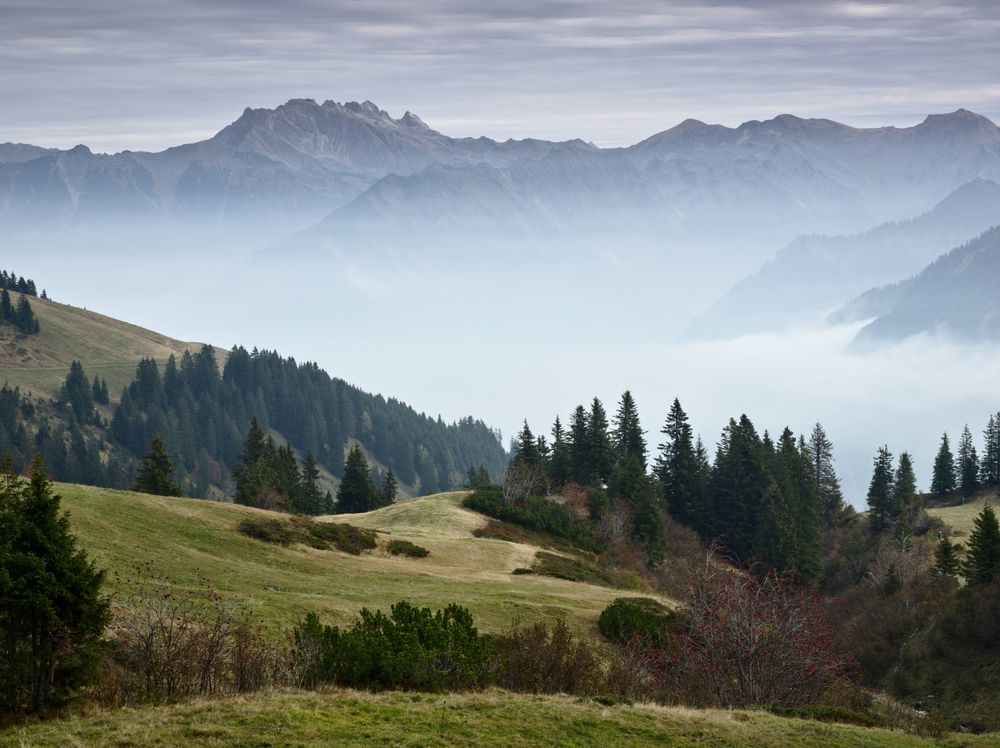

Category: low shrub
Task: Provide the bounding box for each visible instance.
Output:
[528,552,642,590]
[238,516,376,555]
[386,539,430,558]
[291,602,495,691]
[463,486,600,552]
[597,597,677,648]
[494,618,604,696]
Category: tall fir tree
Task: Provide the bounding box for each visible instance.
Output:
[808,423,845,523]
[0,458,110,713]
[548,416,572,489]
[296,452,325,515]
[380,467,398,507]
[931,432,956,496]
[709,415,768,559]
[567,405,591,485]
[611,390,646,468]
[892,451,919,520]
[961,503,1000,585]
[336,445,379,514]
[655,398,699,526]
[958,425,979,501]
[934,535,961,577]
[867,445,896,533]
[588,397,613,485]
[511,421,542,470]
[981,414,1000,486]
[132,434,182,497]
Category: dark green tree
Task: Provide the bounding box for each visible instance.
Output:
[981,413,1000,486]
[548,416,572,489]
[511,420,542,470]
[0,458,109,713]
[962,503,1000,585]
[336,445,379,514]
[892,451,919,520]
[14,296,38,335]
[59,361,94,425]
[655,398,698,526]
[708,415,768,559]
[808,423,845,523]
[866,445,896,533]
[588,397,613,485]
[380,467,398,507]
[0,289,12,322]
[958,425,979,501]
[934,536,961,577]
[931,432,956,496]
[296,452,326,515]
[567,405,591,485]
[611,390,646,468]
[132,434,182,497]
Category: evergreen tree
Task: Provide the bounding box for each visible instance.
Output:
[511,420,542,470]
[336,445,379,513]
[567,405,591,484]
[655,398,698,526]
[548,416,572,489]
[132,434,182,497]
[587,397,613,485]
[892,452,919,520]
[867,445,896,533]
[380,467,398,507]
[981,414,1000,486]
[0,458,110,713]
[808,423,845,523]
[296,452,325,515]
[0,290,12,323]
[708,415,768,559]
[958,425,979,501]
[931,433,956,496]
[962,503,1000,585]
[59,361,94,425]
[611,390,646,468]
[934,536,961,577]
[14,295,38,335]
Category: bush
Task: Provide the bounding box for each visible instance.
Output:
[463,486,600,552]
[494,618,604,696]
[527,552,642,590]
[291,602,495,691]
[598,597,676,648]
[98,566,287,706]
[238,516,376,555]
[387,539,430,558]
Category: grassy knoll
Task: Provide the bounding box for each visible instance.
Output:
[0,293,202,399]
[4,689,996,748]
[927,490,998,537]
[59,484,656,634]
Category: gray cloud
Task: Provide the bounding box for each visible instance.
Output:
[1,1,998,150]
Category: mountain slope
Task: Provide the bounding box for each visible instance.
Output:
[852,226,1000,347]
[685,178,1000,339]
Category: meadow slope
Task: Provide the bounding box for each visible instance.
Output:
[59,484,654,634]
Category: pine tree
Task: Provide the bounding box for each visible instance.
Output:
[934,536,961,577]
[611,390,646,468]
[588,397,613,485]
[892,452,919,520]
[133,434,182,496]
[931,433,956,496]
[0,458,110,713]
[548,416,572,489]
[808,423,845,523]
[567,405,591,484]
[962,503,1000,585]
[14,295,38,335]
[336,445,378,513]
[655,398,698,525]
[380,467,398,507]
[981,414,1000,486]
[867,445,896,532]
[59,361,95,425]
[0,289,12,323]
[958,425,979,501]
[709,415,768,559]
[296,452,325,515]
[511,421,542,470]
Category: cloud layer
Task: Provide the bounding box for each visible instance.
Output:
[2,0,998,151]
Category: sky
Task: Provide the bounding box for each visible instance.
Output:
[2,0,999,152]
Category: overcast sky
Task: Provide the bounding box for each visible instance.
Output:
[2,0,998,152]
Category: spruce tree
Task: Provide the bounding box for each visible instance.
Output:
[867,445,896,532]
[934,536,961,577]
[655,398,698,526]
[611,390,646,468]
[60,361,94,425]
[336,445,378,513]
[962,503,1000,585]
[548,416,572,489]
[808,423,845,523]
[931,433,956,496]
[0,458,110,713]
[892,452,919,519]
[709,415,768,558]
[588,397,613,485]
[297,452,325,515]
[132,434,182,496]
[567,405,591,484]
[380,467,398,507]
[14,295,38,335]
[981,414,1000,486]
[511,421,542,470]
[0,289,12,323]
[958,425,979,501]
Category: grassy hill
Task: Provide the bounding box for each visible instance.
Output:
[926,489,997,537]
[0,293,202,400]
[59,483,652,633]
[6,689,996,748]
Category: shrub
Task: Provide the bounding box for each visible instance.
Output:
[528,552,642,590]
[238,516,376,555]
[598,597,676,648]
[387,539,430,558]
[494,618,604,696]
[291,602,495,691]
[463,486,600,552]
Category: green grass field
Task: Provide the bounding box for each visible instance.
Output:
[59,484,657,635]
[0,293,203,400]
[4,689,995,748]
[927,490,997,537]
